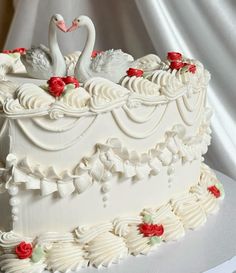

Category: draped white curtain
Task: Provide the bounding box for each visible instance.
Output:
[5,0,236,180]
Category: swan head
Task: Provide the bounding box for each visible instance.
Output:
[67,15,92,32]
[51,14,67,32]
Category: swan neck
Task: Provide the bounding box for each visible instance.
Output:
[49,20,65,72]
[79,21,96,67]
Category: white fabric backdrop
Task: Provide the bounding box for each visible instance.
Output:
[4,0,236,180]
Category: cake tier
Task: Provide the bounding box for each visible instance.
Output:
[0,53,211,235]
[0,52,224,273]
[0,164,224,272]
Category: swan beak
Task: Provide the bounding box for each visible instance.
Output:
[56,20,67,32]
[67,21,79,32]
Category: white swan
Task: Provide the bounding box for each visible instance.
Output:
[68,16,134,83]
[21,14,68,80]
[68,16,162,83]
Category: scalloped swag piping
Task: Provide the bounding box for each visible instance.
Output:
[111,104,168,139]
[0,164,224,272]
[0,107,212,198]
[176,87,206,126]
[32,117,82,132]
[15,116,97,151]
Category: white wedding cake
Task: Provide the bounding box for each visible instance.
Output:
[0,15,224,273]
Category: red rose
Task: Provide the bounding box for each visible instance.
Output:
[188,64,197,74]
[15,241,33,259]
[126,68,144,77]
[47,77,65,97]
[62,76,79,88]
[13,48,27,54]
[91,50,102,58]
[169,61,184,70]
[2,49,13,54]
[139,223,164,237]
[208,185,221,198]
[167,52,182,61]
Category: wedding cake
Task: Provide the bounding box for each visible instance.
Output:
[0,15,224,273]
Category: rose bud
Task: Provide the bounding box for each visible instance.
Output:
[169,61,184,70]
[126,68,144,77]
[167,52,182,61]
[62,76,79,88]
[47,77,65,97]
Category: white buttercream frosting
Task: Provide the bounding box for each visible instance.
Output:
[0,53,24,80]
[0,106,212,198]
[0,254,46,273]
[143,204,185,241]
[0,231,32,253]
[86,232,128,268]
[133,54,161,72]
[113,216,142,237]
[120,76,160,96]
[47,243,88,272]
[62,86,90,108]
[0,53,209,118]
[75,222,113,244]
[125,225,157,255]
[171,193,207,229]
[0,164,224,273]
[16,83,55,109]
[84,77,129,111]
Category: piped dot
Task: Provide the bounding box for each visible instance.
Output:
[9,197,20,206]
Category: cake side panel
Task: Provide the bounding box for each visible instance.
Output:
[0,118,11,164]
[9,86,205,173]
[0,191,12,231]
[0,118,12,231]
[13,160,200,236]
[8,88,208,236]
[1,58,210,237]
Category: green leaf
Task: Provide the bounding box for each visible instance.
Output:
[180,65,189,74]
[31,245,45,263]
[65,83,75,91]
[143,214,153,224]
[149,236,162,246]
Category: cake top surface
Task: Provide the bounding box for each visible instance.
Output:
[0,51,209,119]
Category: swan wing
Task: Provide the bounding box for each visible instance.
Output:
[91,49,134,73]
[21,46,52,73]
[39,44,50,54]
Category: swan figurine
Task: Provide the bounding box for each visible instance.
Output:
[68,16,135,83]
[67,16,162,83]
[21,14,68,80]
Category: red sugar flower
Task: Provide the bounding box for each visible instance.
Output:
[13,48,27,54]
[2,48,26,55]
[15,242,33,259]
[91,50,102,58]
[188,64,197,74]
[2,50,13,54]
[208,185,221,198]
[62,76,79,88]
[167,52,182,61]
[169,61,184,70]
[139,223,164,237]
[47,77,65,97]
[126,68,144,77]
